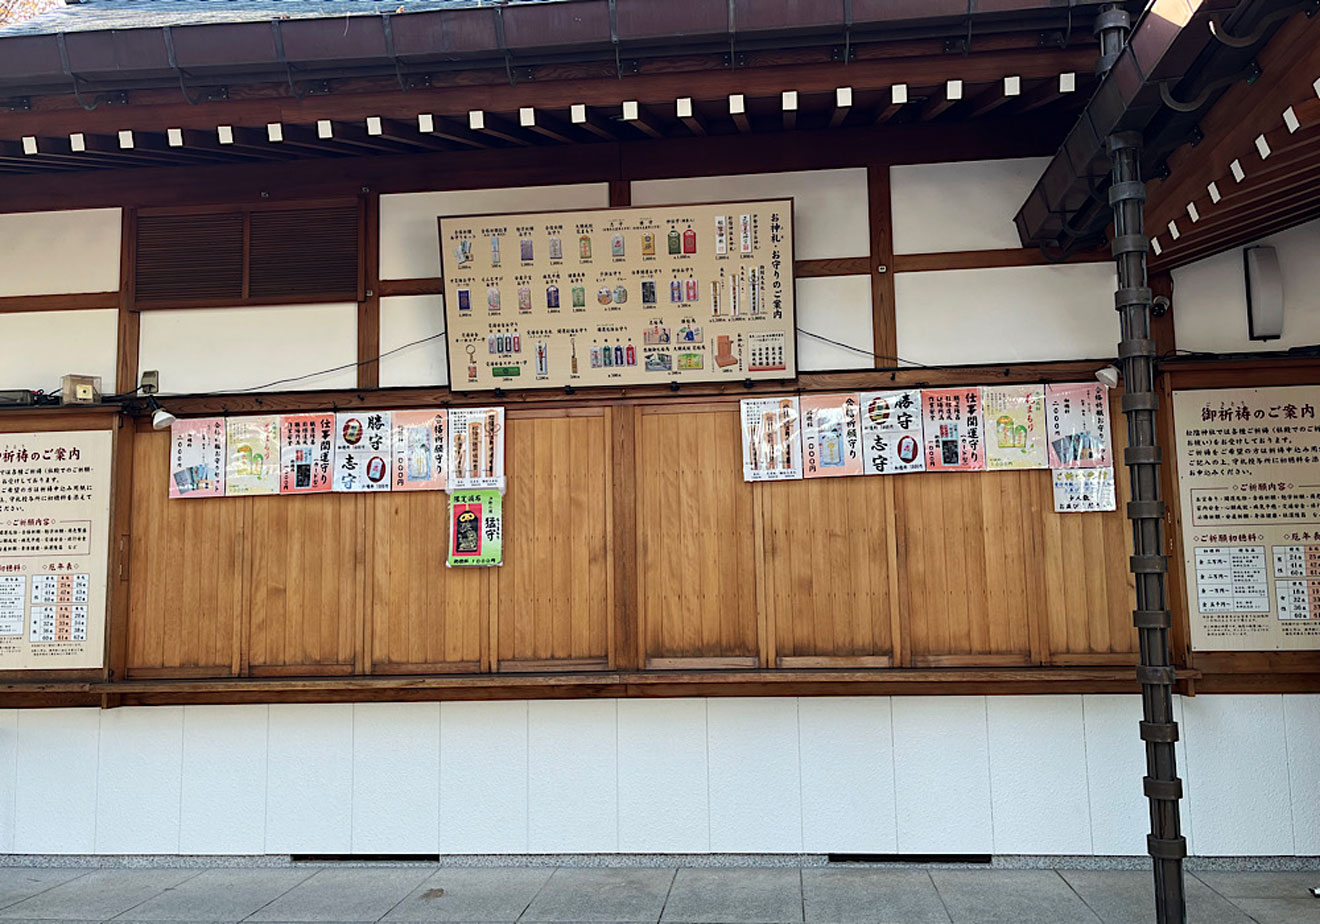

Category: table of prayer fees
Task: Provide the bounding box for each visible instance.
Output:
[1273,544,1320,620]
[27,573,89,642]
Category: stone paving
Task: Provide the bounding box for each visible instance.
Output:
[0,866,1315,924]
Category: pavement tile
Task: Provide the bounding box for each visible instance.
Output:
[0,870,199,922]
[1228,898,1320,924]
[802,869,949,924]
[930,870,1099,924]
[660,868,802,924]
[108,868,318,922]
[1193,872,1320,899]
[382,868,553,922]
[520,869,674,924]
[1061,870,1253,924]
[0,871,89,912]
[246,868,433,923]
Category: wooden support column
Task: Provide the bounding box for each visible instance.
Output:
[867,165,898,366]
[358,192,381,389]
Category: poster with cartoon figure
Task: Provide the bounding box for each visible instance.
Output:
[224,416,280,496]
[983,384,1048,471]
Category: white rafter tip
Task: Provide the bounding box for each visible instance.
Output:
[69,132,87,152]
[118,129,135,149]
[166,128,183,147]
[570,103,587,123]
[216,125,233,145]
[519,107,536,127]
[622,100,640,121]
[1060,72,1077,93]
[1314,75,1320,98]
[1186,203,1200,223]
[1004,75,1021,96]
[417,113,434,133]
[891,83,909,104]
[266,122,283,142]
[1151,237,1163,256]
[1255,134,1271,159]
[1167,220,1180,240]
[835,86,853,107]
[465,110,483,130]
[21,136,37,155]
[781,90,798,110]
[676,97,694,118]
[946,79,963,100]
[1207,181,1221,203]
[1230,158,1245,182]
[728,94,746,114]
[317,119,333,139]
[1284,106,1300,133]
[366,116,384,136]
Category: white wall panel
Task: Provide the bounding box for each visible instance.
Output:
[0,209,121,297]
[891,158,1049,255]
[527,699,618,853]
[0,308,118,393]
[94,707,183,854]
[380,184,610,280]
[1182,694,1293,855]
[439,701,528,854]
[13,708,99,853]
[265,704,353,855]
[1081,695,1149,855]
[631,169,869,260]
[617,699,709,853]
[139,303,358,394]
[894,263,1118,365]
[799,697,896,853]
[351,702,440,854]
[893,696,993,854]
[796,275,874,371]
[379,295,449,387]
[180,705,269,855]
[1284,694,1320,854]
[987,696,1091,855]
[0,710,15,853]
[1172,217,1320,353]
[707,698,802,853]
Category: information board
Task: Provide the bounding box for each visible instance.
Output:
[439,200,796,391]
[0,429,113,670]
[1173,386,1320,650]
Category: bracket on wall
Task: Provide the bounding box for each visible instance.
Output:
[3,96,31,112]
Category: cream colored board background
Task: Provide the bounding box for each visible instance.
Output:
[0,429,112,670]
[439,200,796,391]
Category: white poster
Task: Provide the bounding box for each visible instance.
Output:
[859,389,925,475]
[333,411,393,493]
[740,396,804,482]
[446,406,506,492]
[1052,466,1116,512]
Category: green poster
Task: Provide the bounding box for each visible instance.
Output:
[447,488,503,567]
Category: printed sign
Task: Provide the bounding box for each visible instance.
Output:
[447,489,503,567]
[169,417,226,498]
[800,393,863,478]
[225,416,280,496]
[279,413,334,494]
[447,407,505,492]
[1052,467,1117,512]
[740,396,804,482]
[858,390,925,475]
[392,410,447,492]
[921,388,985,472]
[983,384,1048,471]
[334,411,392,493]
[1046,383,1112,469]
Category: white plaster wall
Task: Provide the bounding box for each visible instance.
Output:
[894,263,1119,366]
[379,295,449,387]
[0,309,118,393]
[0,209,121,297]
[631,168,868,261]
[1171,217,1320,353]
[796,275,874,371]
[2,695,1315,857]
[890,158,1049,255]
[380,184,610,280]
[139,303,358,394]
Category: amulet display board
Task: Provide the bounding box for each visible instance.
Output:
[439,200,797,391]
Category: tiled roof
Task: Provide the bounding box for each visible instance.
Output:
[0,0,558,37]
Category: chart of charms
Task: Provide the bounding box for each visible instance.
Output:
[438,200,797,391]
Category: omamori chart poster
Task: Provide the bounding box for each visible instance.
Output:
[392,410,447,492]
[1052,467,1117,512]
[0,429,113,670]
[1174,386,1320,651]
[921,388,985,472]
[334,411,392,493]
[1045,383,1112,469]
[439,200,796,391]
[740,397,803,482]
[225,416,280,496]
[279,413,333,494]
[859,390,925,475]
[168,417,225,498]
[983,384,1048,471]
[447,489,503,567]
[447,407,505,492]
[800,393,862,478]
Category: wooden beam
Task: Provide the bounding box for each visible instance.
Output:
[874,83,908,124]
[919,79,963,121]
[358,193,380,389]
[0,292,119,314]
[828,86,853,128]
[676,97,706,136]
[1015,71,1078,113]
[621,100,663,139]
[518,107,575,144]
[891,244,1110,272]
[415,113,488,149]
[115,208,139,395]
[963,74,1021,119]
[570,103,617,139]
[781,90,798,131]
[868,164,896,366]
[729,94,750,133]
[467,109,532,146]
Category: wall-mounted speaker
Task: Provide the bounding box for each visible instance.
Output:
[1244,245,1284,341]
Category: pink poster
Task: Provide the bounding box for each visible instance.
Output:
[921,387,985,472]
[391,410,447,492]
[168,418,226,498]
[1045,382,1113,469]
[800,393,863,478]
[279,413,334,494]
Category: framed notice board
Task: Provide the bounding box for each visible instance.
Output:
[438,199,797,391]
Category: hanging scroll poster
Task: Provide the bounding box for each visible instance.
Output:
[921,388,985,472]
[859,390,925,475]
[439,199,796,391]
[740,396,803,482]
[168,417,225,498]
[0,429,113,670]
[447,489,503,567]
[800,393,862,478]
[279,413,334,494]
[334,411,392,493]
[983,384,1048,471]
[1045,382,1112,468]
[392,410,447,492]
[447,406,505,492]
[225,416,280,496]
[1174,385,1320,651]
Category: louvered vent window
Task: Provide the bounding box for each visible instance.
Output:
[133,204,361,306]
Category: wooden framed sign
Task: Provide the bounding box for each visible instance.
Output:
[439,199,797,391]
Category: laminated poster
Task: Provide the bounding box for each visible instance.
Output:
[333,411,392,493]
[921,388,985,472]
[447,489,503,567]
[224,416,281,496]
[168,417,226,498]
[800,393,862,478]
[740,396,803,482]
[392,410,447,492]
[1045,382,1112,469]
[1052,467,1116,513]
[279,413,334,494]
[447,406,506,492]
[859,389,925,475]
[983,384,1048,471]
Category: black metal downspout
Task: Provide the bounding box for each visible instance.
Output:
[1098,6,1187,924]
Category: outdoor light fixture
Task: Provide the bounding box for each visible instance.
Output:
[149,397,176,431]
[1095,365,1121,388]
[1244,245,1284,341]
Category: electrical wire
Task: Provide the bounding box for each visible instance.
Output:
[796,329,931,368]
[209,329,449,395]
